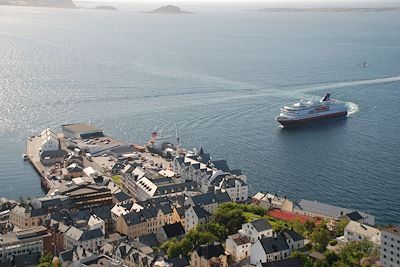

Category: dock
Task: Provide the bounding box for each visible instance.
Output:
[26,136,62,191]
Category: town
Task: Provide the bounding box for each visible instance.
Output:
[0,123,398,267]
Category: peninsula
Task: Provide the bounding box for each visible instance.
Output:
[0,123,397,267]
[0,0,76,8]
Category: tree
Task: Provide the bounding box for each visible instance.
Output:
[197,223,228,241]
[335,240,377,267]
[309,227,331,252]
[334,219,349,237]
[325,251,339,266]
[213,203,246,235]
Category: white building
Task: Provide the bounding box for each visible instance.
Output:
[344,220,381,245]
[240,219,273,243]
[250,234,290,265]
[64,225,104,251]
[380,226,400,267]
[184,206,210,233]
[225,233,251,262]
[88,214,106,235]
[40,128,59,152]
[212,175,248,202]
[252,192,293,212]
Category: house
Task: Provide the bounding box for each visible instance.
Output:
[40,149,68,166]
[293,199,375,225]
[252,192,293,212]
[212,175,249,202]
[9,204,47,229]
[380,226,400,267]
[282,229,305,251]
[340,211,364,223]
[113,191,132,205]
[156,222,185,243]
[344,220,381,245]
[240,219,273,243]
[250,234,290,265]
[185,191,231,215]
[88,214,106,234]
[64,225,105,251]
[185,205,210,233]
[225,233,251,262]
[116,212,147,239]
[111,240,156,267]
[190,243,228,267]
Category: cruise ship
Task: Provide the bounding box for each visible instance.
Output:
[276,93,348,127]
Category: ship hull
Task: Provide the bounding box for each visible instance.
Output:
[277,111,348,127]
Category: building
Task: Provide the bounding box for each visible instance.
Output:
[0,226,52,261]
[380,226,400,267]
[225,233,251,262]
[58,184,112,209]
[62,123,104,140]
[116,212,147,240]
[257,257,303,267]
[212,175,248,202]
[252,192,293,212]
[240,219,273,243]
[344,220,381,245]
[9,205,47,230]
[250,234,290,265]
[190,243,228,267]
[185,191,231,215]
[64,225,105,251]
[185,205,210,233]
[281,229,305,251]
[293,199,375,225]
[40,128,59,152]
[135,176,199,201]
[156,222,185,243]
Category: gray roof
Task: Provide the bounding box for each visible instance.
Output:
[296,199,356,218]
[138,233,159,248]
[40,149,67,159]
[282,229,303,242]
[259,234,289,254]
[209,160,230,172]
[192,206,211,219]
[191,191,231,206]
[195,243,225,259]
[114,191,131,203]
[154,181,199,197]
[124,212,146,226]
[162,222,185,238]
[249,219,272,232]
[62,123,102,134]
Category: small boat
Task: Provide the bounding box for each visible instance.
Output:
[276,93,348,127]
[363,60,368,68]
[22,154,28,160]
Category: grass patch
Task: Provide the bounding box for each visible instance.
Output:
[243,212,263,222]
[112,175,122,185]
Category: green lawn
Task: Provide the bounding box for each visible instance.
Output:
[112,175,122,185]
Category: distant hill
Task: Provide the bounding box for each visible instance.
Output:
[94,5,117,10]
[147,5,192,14]
[0,0,76,8]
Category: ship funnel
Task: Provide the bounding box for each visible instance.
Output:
[322,93,331,102]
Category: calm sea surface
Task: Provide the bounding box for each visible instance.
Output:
[0,6,399,224]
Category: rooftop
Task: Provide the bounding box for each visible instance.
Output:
[62,123,103,134]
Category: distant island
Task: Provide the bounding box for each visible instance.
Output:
[146,5,192,14]
[93,5,117,10]
[0,0,76,8]
[257,7,400,12]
